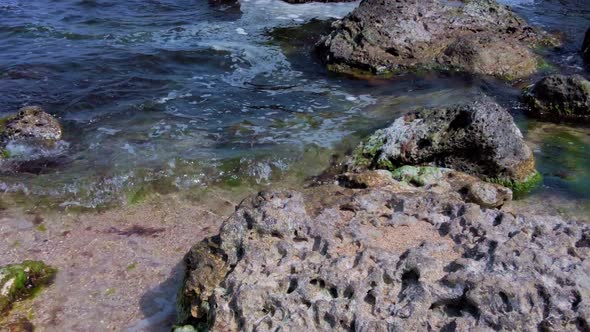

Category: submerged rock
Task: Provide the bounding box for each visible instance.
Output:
[0,260,56,314]
[351,97,539,194]
[316,0,552,79]
[177,173,589,331]
[524,74,590,122]
[583,27,590,63]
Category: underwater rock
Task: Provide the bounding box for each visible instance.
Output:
[351,97,539,194]
[177,172,589,331]
[524,74,590,122]
[0,260,56,314]
[583,27,590,63]
[316,0,553,79]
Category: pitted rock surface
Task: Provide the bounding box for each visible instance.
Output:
[178,174,589,331]
[351,98,537,187]
[316,0,550,79]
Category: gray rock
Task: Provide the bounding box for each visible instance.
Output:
[351,97,540,194]
[1,106,62,143]
[177,174,590,331]
[524,74,590,122]
[316,0,553,79]
[466,180,512,208]
[0,106,68,173]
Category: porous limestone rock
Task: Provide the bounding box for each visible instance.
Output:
[177,173,589,331]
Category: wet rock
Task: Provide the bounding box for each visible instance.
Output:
[316,0,553,79]
[351,97,540,194]
[583,27,590,63]
[0,260,56,314]
[0,106,68,173]
[177,175,589,331]
[0,106,62,144]
[524,74,590,122]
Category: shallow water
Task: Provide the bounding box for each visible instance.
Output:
[0,0,589,210]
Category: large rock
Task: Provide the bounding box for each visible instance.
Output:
[0,260,56,314]
[177,173,590,331]
[351,97,540,194]
[524,74,590,122]
[316,0,552,79]
[583,27,590,63]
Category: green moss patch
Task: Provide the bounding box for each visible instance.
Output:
[0,260,56,314]
[487,170,542,198]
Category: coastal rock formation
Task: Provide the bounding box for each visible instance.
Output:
[583,27,590,63]
[316,0,552,79]
[0,260,56,314]
[351,98,539,194]
[177,171,589,331]
[524,74,590,122]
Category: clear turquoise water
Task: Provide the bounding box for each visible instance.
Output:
[0,0,589,209]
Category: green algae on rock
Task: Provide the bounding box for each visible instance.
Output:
[0,260,56,314]
[350,97,540,194]
[524,74,590,122]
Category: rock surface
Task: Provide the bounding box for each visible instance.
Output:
[0,260,56,314]
[177,171,589,331]
[524,74,590,122]
[316,0,551,79]
[351,97,539,194]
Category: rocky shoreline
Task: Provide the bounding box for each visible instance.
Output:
[1,0,589,331]
[173,95,590,331]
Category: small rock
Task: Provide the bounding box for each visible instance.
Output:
[0,260,56,314]
[466,181,512,208]
[524,74,590,122]
[1,106,62,143]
